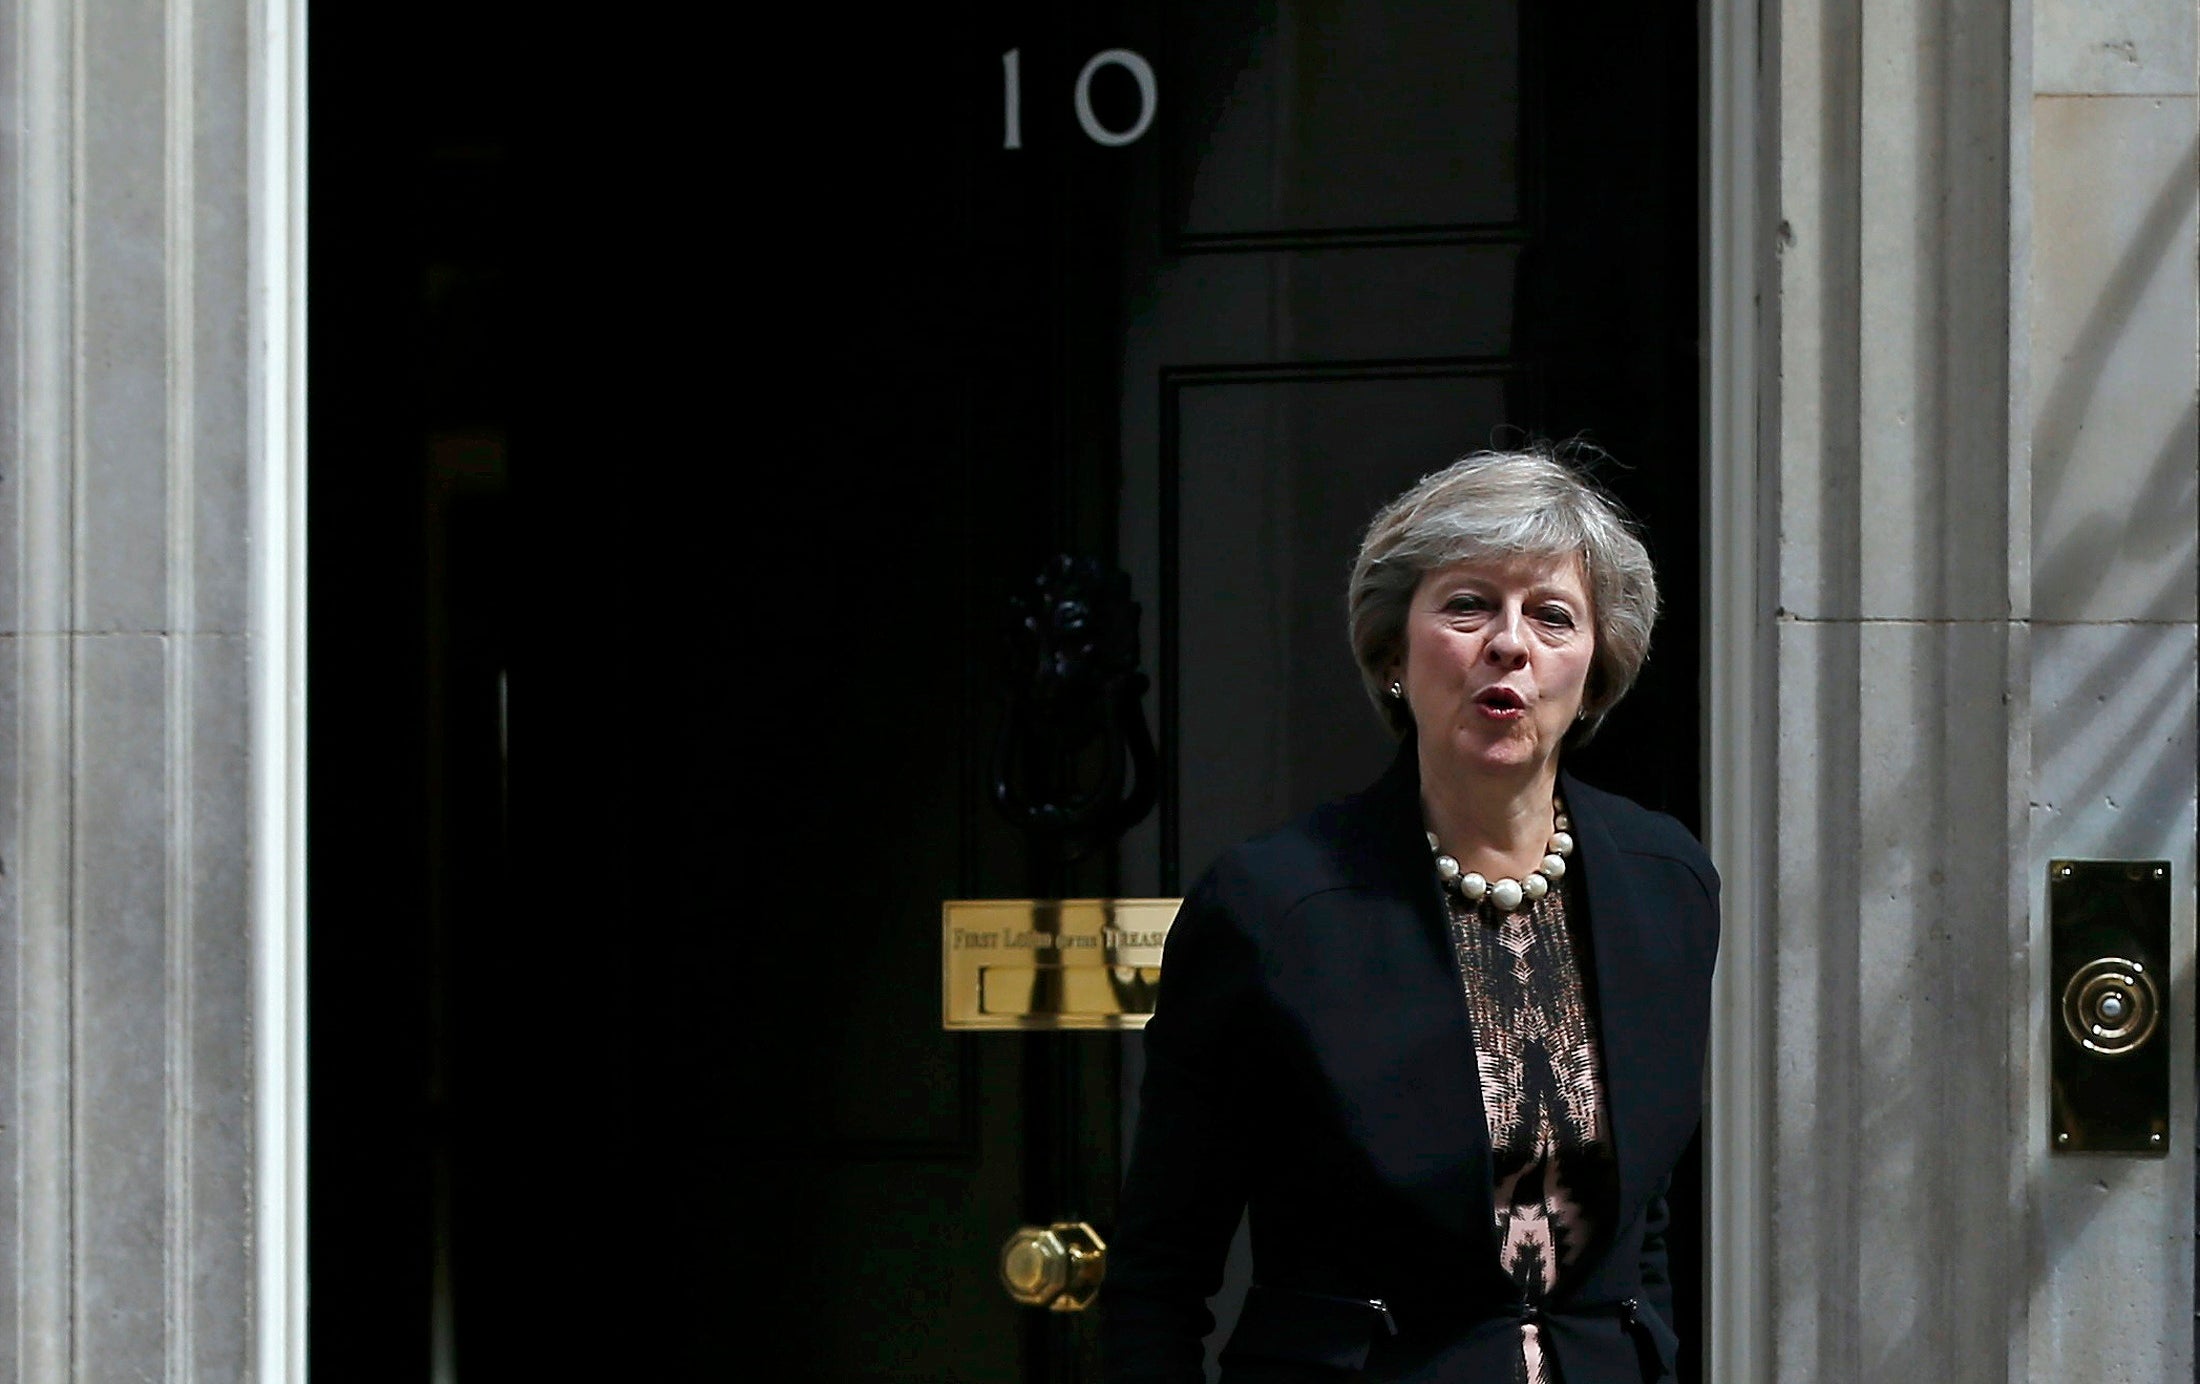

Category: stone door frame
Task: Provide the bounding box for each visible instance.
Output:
[251,0,310,1373]
[2,0,307,1377]
[1702,1,1772,1379]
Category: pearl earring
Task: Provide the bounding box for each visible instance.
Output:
[1387,681,1404,700]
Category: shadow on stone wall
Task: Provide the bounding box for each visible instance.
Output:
[2030,127,2199,623]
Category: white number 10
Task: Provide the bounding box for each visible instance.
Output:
[1002,48,1158,150]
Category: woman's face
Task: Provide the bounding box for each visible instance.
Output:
[1393,552,1596,781]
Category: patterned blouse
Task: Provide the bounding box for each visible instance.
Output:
[1445,876,1618,1384]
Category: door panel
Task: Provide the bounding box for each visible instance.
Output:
[1165,0,1523,241]
[1170,372,1513,880]
[1113,0,1702,1376]
[1123,248,1518,363]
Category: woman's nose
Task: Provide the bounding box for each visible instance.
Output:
[1483,607,1530,663]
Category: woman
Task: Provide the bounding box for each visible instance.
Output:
[1105,450,1719,1384]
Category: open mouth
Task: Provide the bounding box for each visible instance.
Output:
[1473,686,1528,716]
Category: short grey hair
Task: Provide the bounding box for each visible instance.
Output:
[1347,447,1659,743]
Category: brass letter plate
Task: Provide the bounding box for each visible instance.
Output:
[941,898,1181,1030]
[2049,859,2171,1155]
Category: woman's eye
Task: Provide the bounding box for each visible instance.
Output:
[1538,605,1576,627]
[1443,595,1488,613]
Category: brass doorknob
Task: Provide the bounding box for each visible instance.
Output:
[1000,1221,1107,1311]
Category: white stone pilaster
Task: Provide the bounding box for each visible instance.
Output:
[0,0,306,1378]
[1745,0,2033,1370]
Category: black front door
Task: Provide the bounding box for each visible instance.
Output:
[716,5,1702,1378]
[308,3,1699,1380]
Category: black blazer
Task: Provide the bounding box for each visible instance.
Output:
[1104,745,1720,1384]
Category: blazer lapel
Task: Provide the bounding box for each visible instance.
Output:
[1354,744,1502,1259]
[1561,772,1669,1238]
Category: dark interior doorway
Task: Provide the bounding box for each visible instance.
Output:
[307,4,1699,1379]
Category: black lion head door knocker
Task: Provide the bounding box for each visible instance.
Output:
[991,555,1160,869]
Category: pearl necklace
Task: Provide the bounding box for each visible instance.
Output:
[1425,804,1574,913]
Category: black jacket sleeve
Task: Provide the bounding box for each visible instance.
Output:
[1635,1170,1675,1337]
[1102,869,1261,1384]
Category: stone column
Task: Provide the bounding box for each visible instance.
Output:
[1765,0,2031,1377]
[0,0,305,1379]
[1717,0,2198,1378]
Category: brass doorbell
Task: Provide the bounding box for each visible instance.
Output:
[2049,860,2170,1155]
